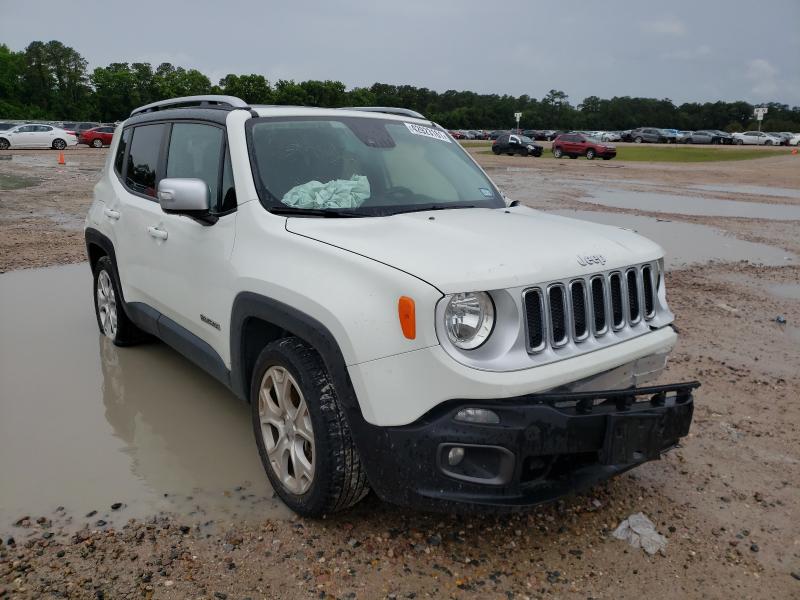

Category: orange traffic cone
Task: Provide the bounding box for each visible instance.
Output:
[792,148,798,156]
[57,151,65,165]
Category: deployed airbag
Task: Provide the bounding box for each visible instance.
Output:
[281,175,370,209]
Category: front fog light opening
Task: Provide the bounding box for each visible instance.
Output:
[437,443,515,485]
[454,407,500,425]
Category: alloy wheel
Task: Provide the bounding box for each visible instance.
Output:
[96,270,118,339]
[258,366,315,494]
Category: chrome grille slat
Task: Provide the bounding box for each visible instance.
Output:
[523,261,660,354]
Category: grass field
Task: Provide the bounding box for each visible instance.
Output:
[473,144,790,162]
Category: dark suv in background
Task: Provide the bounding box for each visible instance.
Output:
[625,128,675,143]
[492,133,543,157]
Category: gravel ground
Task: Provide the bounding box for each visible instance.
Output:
[1,147,798,599]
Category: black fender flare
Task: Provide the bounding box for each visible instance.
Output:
[229,292,359,412]
[84,228,131,313]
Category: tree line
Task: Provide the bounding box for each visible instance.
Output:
[2,40,799,132]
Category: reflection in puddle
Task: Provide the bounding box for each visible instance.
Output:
[577,188,800,220]
[550,210,794,269]
[0,264,290,533]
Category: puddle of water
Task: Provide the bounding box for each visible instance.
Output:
[693,184,800,200]
[577,188,800,220]
[550,210,795,269]
[766,283,800,301]
[0,264,290,533]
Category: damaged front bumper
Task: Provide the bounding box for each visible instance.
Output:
[348,381,699,512]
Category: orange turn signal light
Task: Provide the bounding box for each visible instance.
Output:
[398,296,416,340]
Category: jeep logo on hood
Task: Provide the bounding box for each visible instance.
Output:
[577,253,606,267]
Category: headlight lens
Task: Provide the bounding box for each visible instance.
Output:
[444,292,495,350]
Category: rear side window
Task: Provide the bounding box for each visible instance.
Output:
[126,124,167,198]
[114,128,130,176]
[166,123,224,207]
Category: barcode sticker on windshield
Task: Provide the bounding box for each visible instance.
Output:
[405,123,452,143]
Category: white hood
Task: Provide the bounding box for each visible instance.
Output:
[286,206,664,293]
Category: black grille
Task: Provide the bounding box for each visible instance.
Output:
[591,277,606,332]
[627,269,640,322]
[642,265,655,317]
[609,273,624,327]
[549,286,567,344]
[524,289,544,349]
[570,281,587,339]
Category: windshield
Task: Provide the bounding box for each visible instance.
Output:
[247,116,503,216]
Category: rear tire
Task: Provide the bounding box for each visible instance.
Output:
[634,136,643,143]
[92,256,144,346]
[91,138,103,148]
[736,139,744,145]
[492,146,501,155]
[586,149,596,160]
[52,138,67,150]
[552,147,563,158]
[251,337,369,517]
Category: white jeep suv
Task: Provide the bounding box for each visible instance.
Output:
[85,95,697,516]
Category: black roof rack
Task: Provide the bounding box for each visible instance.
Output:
[130,95,249,117]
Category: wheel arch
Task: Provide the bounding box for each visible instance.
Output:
[230,292,358,412]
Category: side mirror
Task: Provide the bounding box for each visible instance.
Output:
[157,178,215,223]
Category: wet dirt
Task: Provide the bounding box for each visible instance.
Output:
[0,264,290,534]
[550,209,795,268]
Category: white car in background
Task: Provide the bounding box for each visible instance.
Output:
[0,123,78,150]
[600,131,621,142]
[788,133,800,146]
[731,131,783,146]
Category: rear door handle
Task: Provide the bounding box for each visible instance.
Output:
[147,226,168,240]
[103,208,120,220]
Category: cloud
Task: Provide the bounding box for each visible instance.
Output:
[661,45,711,61]
[641,16,687,36]
[744,58,779,97]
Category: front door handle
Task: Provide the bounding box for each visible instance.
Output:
[147,226,168,241]
[103,208,120,220]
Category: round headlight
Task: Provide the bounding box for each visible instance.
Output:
[444,292,495,350]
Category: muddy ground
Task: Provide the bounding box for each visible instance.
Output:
[1,146,798,599]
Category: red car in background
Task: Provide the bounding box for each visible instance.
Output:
[552,133,616,160]
[80,126,116,148]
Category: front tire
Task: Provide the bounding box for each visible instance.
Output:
[736,139,744,145]
[552,147,563,158]
[251,337,369,517]
[92,256,144,346]
[586,149,596,160]
[91,138,103,148]
[0,138,10,150]
[52,138,67,150]
[634,136,643,143]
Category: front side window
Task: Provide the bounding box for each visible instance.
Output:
[248,117,502,216]
[166,123,224,207]
[125,124,166,198]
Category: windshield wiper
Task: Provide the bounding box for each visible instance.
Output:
[390,204,477,215]
[268,206,367,218]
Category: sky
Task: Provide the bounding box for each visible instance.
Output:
[1,0,799,106]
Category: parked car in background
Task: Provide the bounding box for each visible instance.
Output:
[628,128,673,143]
[552,133,616,160]
[684,130,724,144]
[788,133,800,146]
[0,123,77,150]
[0,122,16,132]
[59,121,101,139]
[449,130,466,139]
[80,125,116,147]
[492,134,543,156]
[766,132,791,145]
[709,130,734,144]
[600,131,622,142]
[732,131,783,145]
[489,130,508,140]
